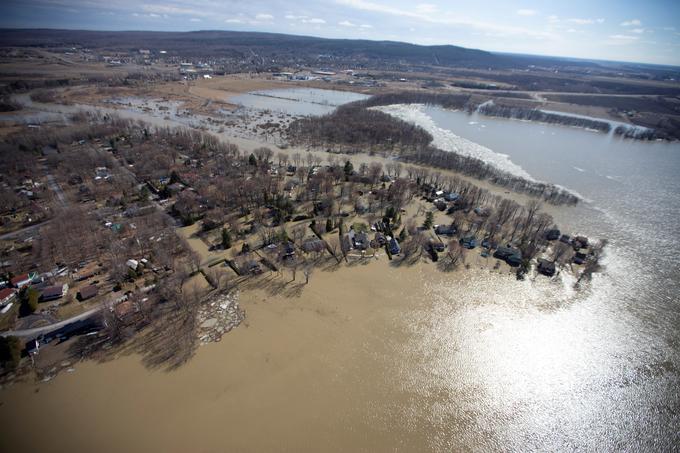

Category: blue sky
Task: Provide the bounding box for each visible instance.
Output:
[3,0,680,65]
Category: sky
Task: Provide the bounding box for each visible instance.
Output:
[3,0,680,66]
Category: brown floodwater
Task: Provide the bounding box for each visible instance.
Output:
[2,91,679,452]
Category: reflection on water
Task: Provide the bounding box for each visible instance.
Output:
[386,106,680,450]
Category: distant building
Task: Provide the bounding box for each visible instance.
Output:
[10,272,38,289]
[537,259,556,277]
[459,236,477,249]
[435,224,457,236]
[493,246,522,266]
[546,229,561,241]
[40,284,68,302]
[77,285,98,301]
[0,287,16,306]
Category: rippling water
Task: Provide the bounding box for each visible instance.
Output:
[384,105,680,450]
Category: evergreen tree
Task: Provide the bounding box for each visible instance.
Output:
[343,160,354,179]
[221,228,232,249]
[326,218,333,233]
[248,153,257,166]
[423,211,434,229]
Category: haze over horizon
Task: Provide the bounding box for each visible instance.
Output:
[3,0,680,66]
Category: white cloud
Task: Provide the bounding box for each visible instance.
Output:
[336,0,556,39]
[631,28,645,34]
[547,15,559,23]
[190,18,201,22]
[416,4,437,14]
[567,18,597,25]
[285,14,307,20]
[620,19,642,27]
[516,9,537,16]
[339,20,356,27]
[255,13,274,21]
[609,34,639,41]
[360,24,373,29]
[142,4,207,17]
[225,18,243,24]
[304,18,326,24]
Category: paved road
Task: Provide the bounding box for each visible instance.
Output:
[0,306,102,339]
[0,220,50,240]
[46,173,67,206]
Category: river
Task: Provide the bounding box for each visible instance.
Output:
[0,91,678,452]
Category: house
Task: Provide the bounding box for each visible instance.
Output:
[0,287,16,306]
[126,259,139,271]
[40,284,68,302]
[282,242,296,259]
[559,234,571,244]
[244,260,263,275]
[435,224,457,236]
[388,238,401,255]
[481,238,498,249]
[444,192,460,202]
[11,272,38,289]
[460,236,477,249]
[77,285,98,301]
[537,259,556,277]
[302,238,325,254]
[573,252,587,265]
[41,145,58,156]
[572,236,589,250]
[546,229,561,241]
[493,246,523,266]
[431,241,446,253]
[374,232,387,246]
[353,232,369,250]
[94,167,111,180]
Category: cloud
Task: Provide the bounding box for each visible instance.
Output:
[255,13,274,21]
[304,18,326,24]
[339,20,356,27]
[142,4,207,18]
[225,18,243,24]
[190,18,201,22]
[359,24,373,29]
[336,0,556,39]
[609,34,639,41]
[285,14,307,20]
[547,15,559,23]
[566,18,603,25]
[416,4,437,14]
[620,19,641,27]
[516,9,537,16]
[631,28,645,34]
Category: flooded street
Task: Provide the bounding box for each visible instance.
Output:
[1,91,679,451]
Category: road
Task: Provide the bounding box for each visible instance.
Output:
[0,306,102,339]
[45,172,67,206]
[0,220,50,240]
